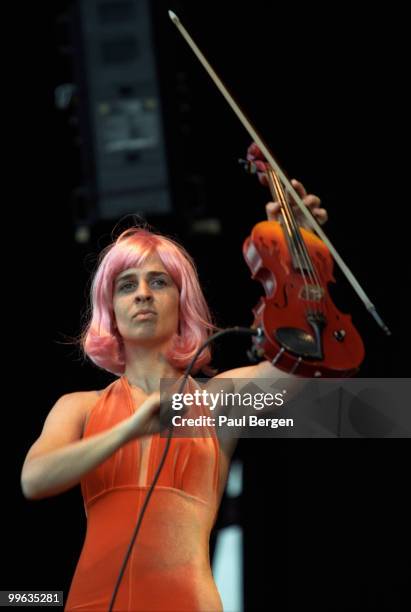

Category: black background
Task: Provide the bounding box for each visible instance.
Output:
[4,1,409,610]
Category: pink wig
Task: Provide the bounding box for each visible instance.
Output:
[82,227,216,375]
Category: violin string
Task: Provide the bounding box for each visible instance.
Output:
[282,206,321,318]
[282,194,326,317]
[285,210,326,317]
[272,171,327,318]
[266,170,314,311]
[267,170,320,318]
[286,206,327,318]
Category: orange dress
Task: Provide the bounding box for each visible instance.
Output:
[65,376,224,612]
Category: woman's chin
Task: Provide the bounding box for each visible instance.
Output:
[124,331,175,348]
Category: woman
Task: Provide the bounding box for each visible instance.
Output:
[20,165,326,611]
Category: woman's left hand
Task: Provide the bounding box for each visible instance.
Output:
[265,178,328,228]
[246,142,328,229]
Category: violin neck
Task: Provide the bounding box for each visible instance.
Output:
[266,168,299,232]
[266,168,311,268]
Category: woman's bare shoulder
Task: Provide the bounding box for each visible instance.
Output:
[76,387,112,431]
[23,389,108,464]
[52,388,106,425]
[69,388,105,411]
[53,379,118,432]
[60,389,104,407]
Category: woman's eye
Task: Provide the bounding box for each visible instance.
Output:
[118,278,167,291]
[151,278,167,287]
[120,282,135,291]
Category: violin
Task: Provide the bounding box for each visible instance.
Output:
[242,147,364,377]
[169,11,390,377]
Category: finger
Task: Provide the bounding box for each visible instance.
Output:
[148,391,161,404]
[266,201,282,220]
[302,194,322,211]
[290,178,307,199]
[312,207,328,225]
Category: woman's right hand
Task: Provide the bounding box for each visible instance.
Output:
[123,392,174,441]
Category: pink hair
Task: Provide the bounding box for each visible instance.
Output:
[82,227,216,375]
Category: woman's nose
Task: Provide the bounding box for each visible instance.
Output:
[135,281,153,302]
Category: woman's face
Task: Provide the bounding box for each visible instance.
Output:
[112,253,180,348]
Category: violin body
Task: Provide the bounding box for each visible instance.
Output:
[244,220,365,377]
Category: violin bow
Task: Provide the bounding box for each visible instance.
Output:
[169,11,390,336]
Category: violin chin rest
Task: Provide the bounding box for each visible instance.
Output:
[275,327,323,360]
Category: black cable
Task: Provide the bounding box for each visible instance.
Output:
[108,326,260,611]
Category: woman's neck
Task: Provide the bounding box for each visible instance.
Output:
[123,345,182,394]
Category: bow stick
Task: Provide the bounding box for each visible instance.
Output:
[168,10,390,335]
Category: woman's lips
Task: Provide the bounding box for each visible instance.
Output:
[134,312,156,320]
